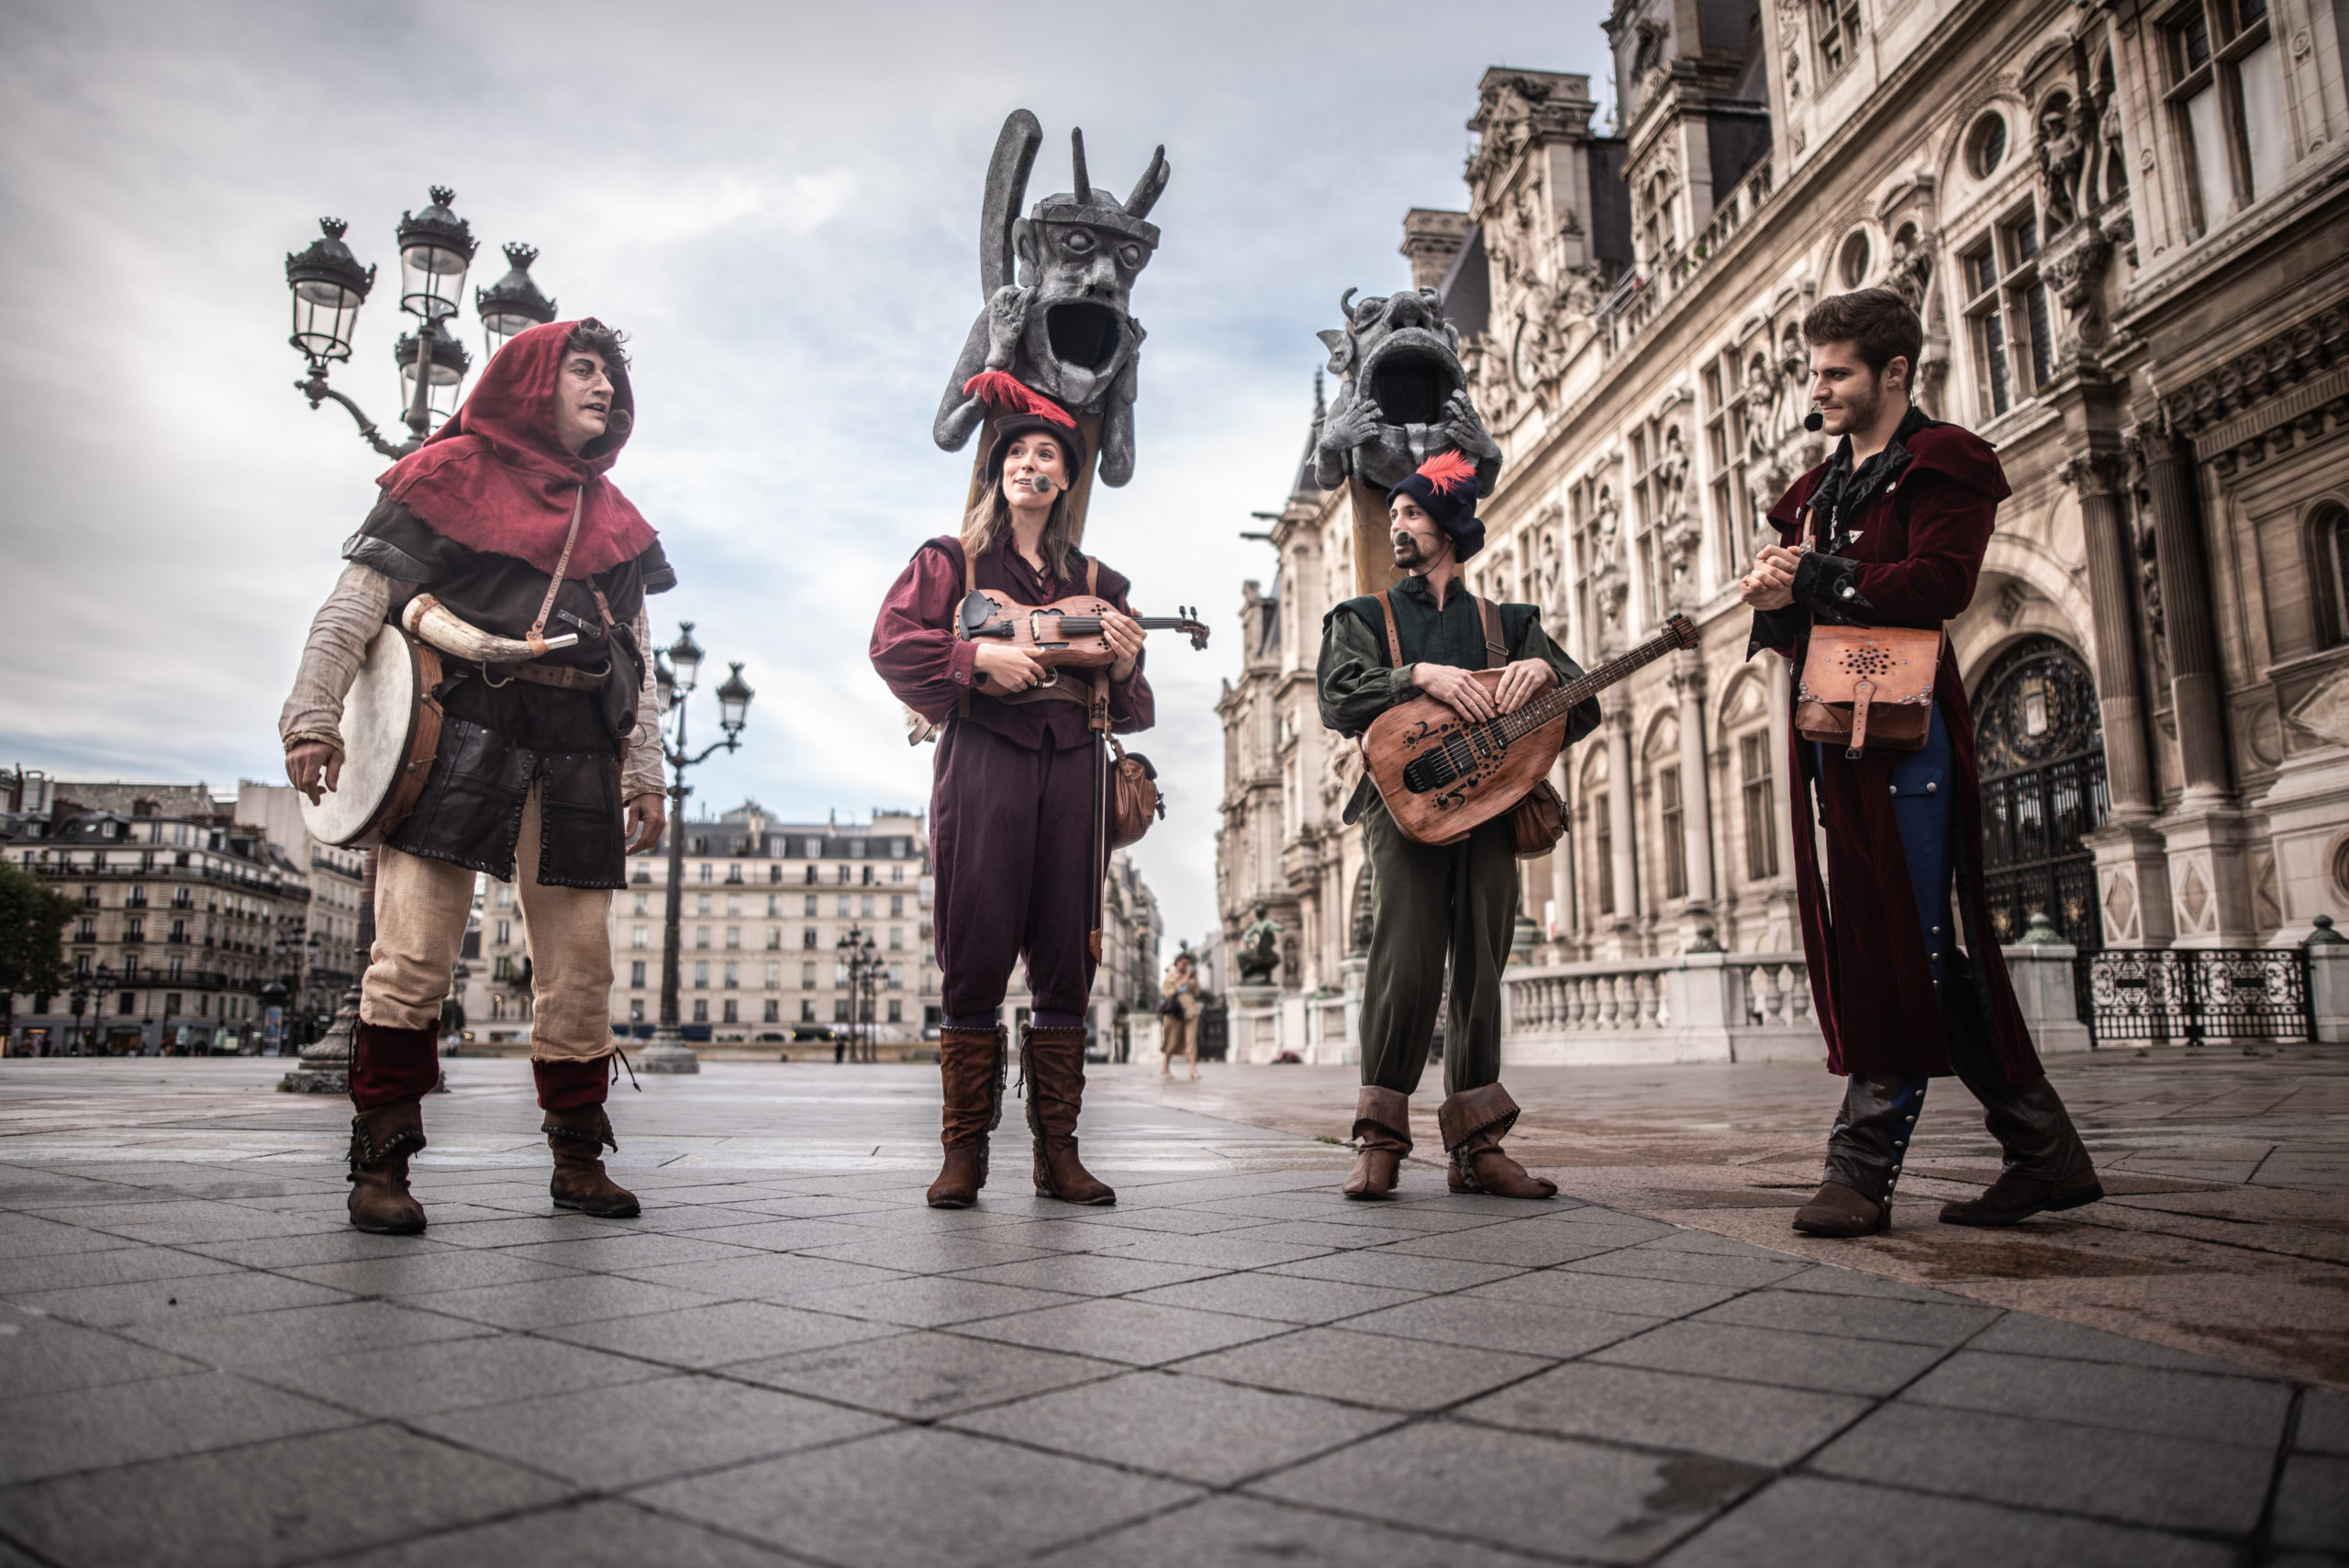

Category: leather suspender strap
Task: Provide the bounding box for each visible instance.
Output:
[957,539,978,719]
[1085,556,1110,733]
[1477,595,1508,671]
[527,489,586,658]
[1377,590,1404,667]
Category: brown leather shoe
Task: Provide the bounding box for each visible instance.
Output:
[1940,1166,2104,1227]
[1022,1025,1114,1205]
[1438,1084,1557,1199]
[1342,1085,1411,1200]
[543,1106,640,1218]
[347,1101,427,1235]
[1792,1179,1887,1237]
[929,1026,1005,1208]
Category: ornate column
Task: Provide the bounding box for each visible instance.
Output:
[2064,443,2175,947]
[1606,710,1639,955]
[1670,651,1715,929]
[1764,652,1800,949]
[2141,426,2231,799]
[1549,757,1576,956]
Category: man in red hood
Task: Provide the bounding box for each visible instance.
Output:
[280,318,673,1234]
[1743,290,2103,1240]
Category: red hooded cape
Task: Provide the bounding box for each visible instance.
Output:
[374,318,657,579]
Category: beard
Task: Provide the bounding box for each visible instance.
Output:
[1391,531,1431,569]
[1828,375,1886,434]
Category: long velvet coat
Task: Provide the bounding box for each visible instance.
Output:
[1757,422,2044,1084]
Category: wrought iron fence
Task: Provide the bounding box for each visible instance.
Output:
[2074,947,2314,1042]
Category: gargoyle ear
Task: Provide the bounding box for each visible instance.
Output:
[1316,328,1351,373]
[1012,219,1037,281]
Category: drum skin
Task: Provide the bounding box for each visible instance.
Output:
[301,623,442,849]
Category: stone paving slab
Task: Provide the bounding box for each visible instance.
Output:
[0,1058,2338,1566]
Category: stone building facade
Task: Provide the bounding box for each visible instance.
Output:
[1219,0,2349,1059]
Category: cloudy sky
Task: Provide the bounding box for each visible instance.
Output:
[0,0,1611,949]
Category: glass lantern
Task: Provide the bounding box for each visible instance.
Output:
[395,186,477,322]
[717,662,753,735]
[284,218,374,363]
[395,317,473,426]
[476,241,556,360]
[668,623,705,690]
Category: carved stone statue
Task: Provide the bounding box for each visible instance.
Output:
[933,111,1170,488]
[1314,287,1501,495]
[1772,324,1811,444]
[1236,903,1285,985]
[1885,231,1933,311]
[1742,357,1776,462]
[2035,95,2087,233]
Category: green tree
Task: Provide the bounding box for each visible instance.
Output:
[0,862,77,1035]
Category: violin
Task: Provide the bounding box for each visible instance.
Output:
[956,589,1209,690]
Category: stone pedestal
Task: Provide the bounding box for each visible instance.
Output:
[2156,803,2262,948]
[2083,818,2176,947]
[2002,928,2094,1055]
[2250,746,2349,941]
[280,997,353,1095]
[1229,984,1283,1063]
[635,1030,701,1074]
[2308,931,2349,1045]
[1340,956,1367,1066]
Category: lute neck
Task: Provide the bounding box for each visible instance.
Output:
[1498,627,1683,737]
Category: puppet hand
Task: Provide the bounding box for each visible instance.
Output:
[985,285,1031,364]
[285,741,341,806]
[1321,392,1384,452]
[1442,391,1497,459]
[1415,662,1497,722]
[623,793,666,855]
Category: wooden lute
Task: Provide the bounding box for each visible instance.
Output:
[1363,612,1699,846]
[957,589,1209,691]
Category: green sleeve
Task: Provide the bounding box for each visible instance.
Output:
[1508,608,1604,749]
[1318,606,1419,738]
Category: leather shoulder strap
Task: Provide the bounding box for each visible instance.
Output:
[1477,595,1507,671]
[959,539,975,719]
[1085,555,1098,597]
[1377,591,1403,668]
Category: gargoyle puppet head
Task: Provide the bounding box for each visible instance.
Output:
[934,110,1170,489]
[1313,287,1500,497]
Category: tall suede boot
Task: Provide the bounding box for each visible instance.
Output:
[1438,1084,1556,1198]
[347,1100,428,1234]
[1022,1024,1115,1205]
[1342,1086,1411,1200]
[542,1105,640,1218]
[929,1026,1007,1208]
[1941,1076,2102,1226]
[1793,1074,1928,1238]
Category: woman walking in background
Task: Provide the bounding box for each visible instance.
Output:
[1160,951,1201,1081]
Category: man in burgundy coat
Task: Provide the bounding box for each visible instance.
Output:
[1742,289,2104,1238]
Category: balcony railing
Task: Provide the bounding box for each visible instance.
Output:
[2076,948,2313,1043]
[1595,160,1776,359]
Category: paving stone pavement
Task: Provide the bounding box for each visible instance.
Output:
[0,1057,2341,1567]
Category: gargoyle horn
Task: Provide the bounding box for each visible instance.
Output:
[1124,146,1169,218]
[1071,128,1092,206]
[1339,287,1360,322]
[981,109,1043,299]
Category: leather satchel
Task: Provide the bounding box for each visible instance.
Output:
[1108,736,1162,850]
[1789,484,1941,758]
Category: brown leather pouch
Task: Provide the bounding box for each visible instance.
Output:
[1797,625,1941,757]
[1108,739,1162,850]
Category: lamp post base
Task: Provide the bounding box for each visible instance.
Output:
[634,1030,700,1075]
[282,990,356,1095]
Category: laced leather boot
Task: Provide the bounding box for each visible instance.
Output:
[543,1106,640,1218]
[1793,1073,1927,1238]
[929,1026,1007,1208]
[347,1100,428,1235]
[1941,1076,2102,1226]
[1341,1086,1412,1200]
[1438,1084,1556,1199]
[1022,1024,1115,1205]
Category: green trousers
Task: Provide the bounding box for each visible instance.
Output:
[1356,797,1519,1096]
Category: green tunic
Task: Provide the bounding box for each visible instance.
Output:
[1317,574,1601,1099]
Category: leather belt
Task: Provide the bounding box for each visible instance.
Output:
[498,659,609,691]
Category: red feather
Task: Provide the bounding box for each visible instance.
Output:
[962,370,1077,428]
[1417,450,1477,496]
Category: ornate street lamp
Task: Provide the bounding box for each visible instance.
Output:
[642,624,755,1075]
[283,186,532,461]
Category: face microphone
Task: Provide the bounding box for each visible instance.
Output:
[1028,473,1056,495]
[1804,410,1826,432]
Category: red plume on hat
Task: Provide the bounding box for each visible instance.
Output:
[963,369,1076,429]
[1415,450,1477,497]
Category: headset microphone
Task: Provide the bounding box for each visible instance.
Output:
[1804,411,1825,432]
[1030,474,1056,495]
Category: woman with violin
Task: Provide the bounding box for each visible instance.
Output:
[870,406,1151,1208]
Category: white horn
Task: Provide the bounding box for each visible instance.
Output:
[402,594,578,664]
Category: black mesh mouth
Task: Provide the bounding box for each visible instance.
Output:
[1047,302,1122,373]
[1369,347,1460,426]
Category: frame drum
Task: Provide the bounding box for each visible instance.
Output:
[299,623,443,849]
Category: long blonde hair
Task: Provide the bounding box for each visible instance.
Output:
[963,440,1079,575]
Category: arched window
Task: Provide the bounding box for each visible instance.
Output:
[2311,503,2349,648]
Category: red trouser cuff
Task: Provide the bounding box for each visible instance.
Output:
[351,1022,440,1110]
[532,1056,609,1112]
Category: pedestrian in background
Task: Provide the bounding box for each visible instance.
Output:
[1159,951,1201,1081]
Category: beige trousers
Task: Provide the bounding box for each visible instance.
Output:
[361,785,616,1062]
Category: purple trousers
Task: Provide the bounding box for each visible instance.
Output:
[932,719,1101,1019]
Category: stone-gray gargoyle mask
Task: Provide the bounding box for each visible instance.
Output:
[1313,286,1499,496]
[933,109,1170,488]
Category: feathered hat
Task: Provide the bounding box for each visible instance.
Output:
[1387,450,1484,562]
[965,370,1089,483]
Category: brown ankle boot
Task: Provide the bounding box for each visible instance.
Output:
[1794,1074,1926,1237]
[1792,1179,1887,1237]
[347,1101,428,1234]
[929,1026,1006,1208]
[1341,1086,1411,1200]
[1941,1076,2102,1226]
[543,1106,640,1218]
[1022,1025,1114,1205]
[1438,1084,1557,1199]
